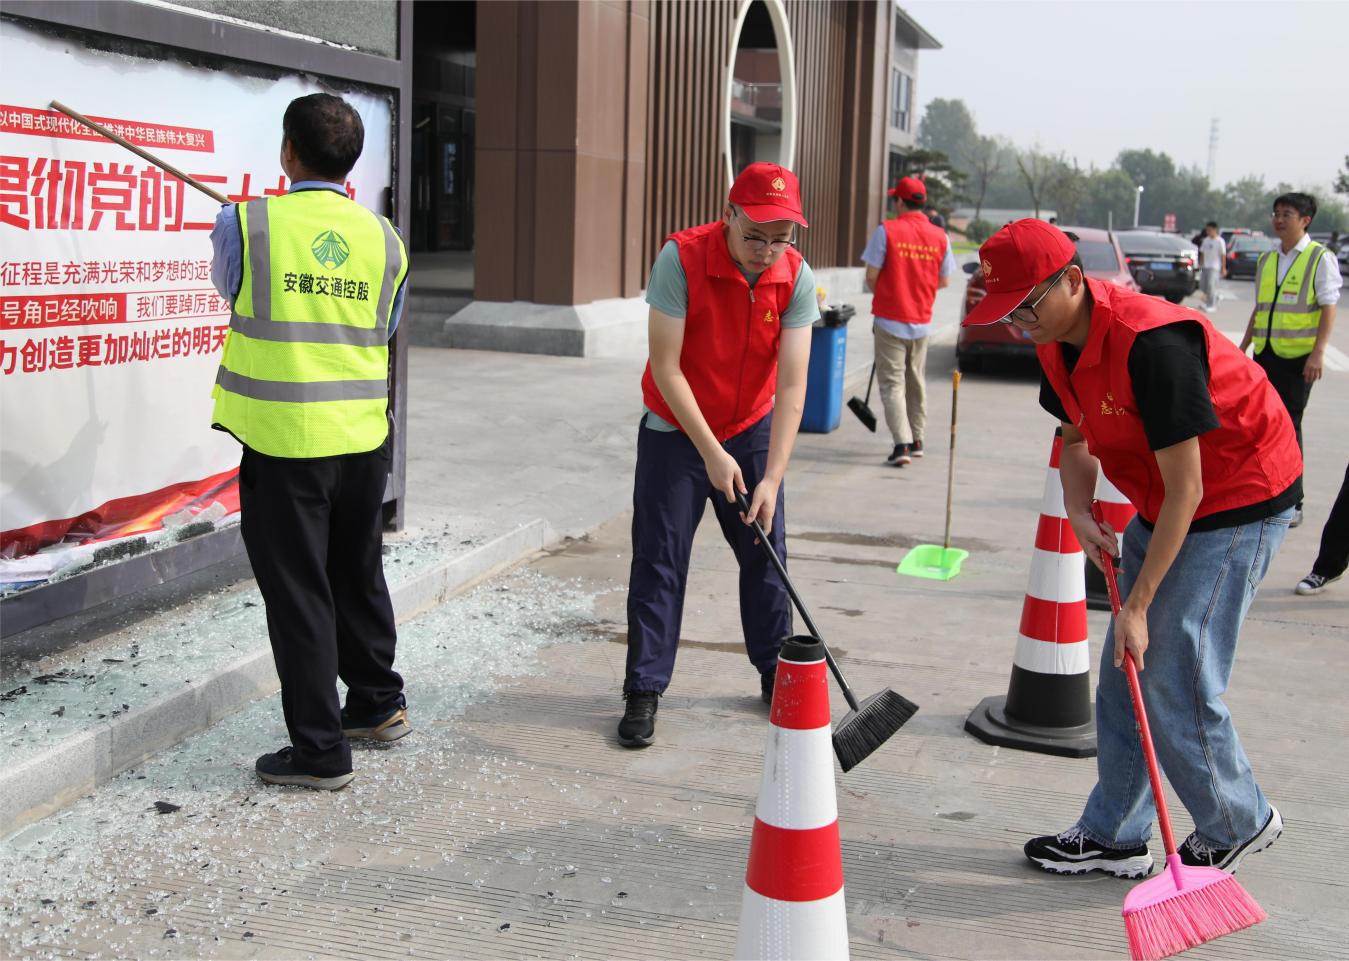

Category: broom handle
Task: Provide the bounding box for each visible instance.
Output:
[864,363,875,405]
[735,491,862,713]
[1094,501,1179,859]
[49,100,230,204]
[943,370,960,551]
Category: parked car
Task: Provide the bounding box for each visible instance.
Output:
[1227,235,1277,279]
[1220,227,1253,248]
[1116,230,1198,303]
[956,227,1138,371]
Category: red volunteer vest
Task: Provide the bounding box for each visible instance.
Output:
[870,211,948,324]
[641,221,802,441]
[1038,278,1301,525]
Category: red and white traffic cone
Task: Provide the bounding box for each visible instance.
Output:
[965,428,1096,757]
[1085,473,1136,611]
[735,635,849,961]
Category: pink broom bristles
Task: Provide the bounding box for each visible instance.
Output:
[1122,855,1267,960]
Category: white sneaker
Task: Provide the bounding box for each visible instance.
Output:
[1296,572,1340,595]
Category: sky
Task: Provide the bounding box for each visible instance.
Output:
[902,0,1347,194]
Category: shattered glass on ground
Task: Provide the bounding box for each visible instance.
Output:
[0,569,598,959]
[0,517,498,768]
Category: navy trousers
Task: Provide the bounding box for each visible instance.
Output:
[625,413,793,694]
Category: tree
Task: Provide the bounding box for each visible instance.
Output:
[1335,155,1349,195]
[1015,148,1059,219]
[916,98,977,167]
[1077,169,1137,231]
[958,135,1003,222]
[893,148,968,215]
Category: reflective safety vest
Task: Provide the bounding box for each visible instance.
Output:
[870,211,948,325]
[211,190,408,458]
[1252,241,1327,358]
[640,221,803,441]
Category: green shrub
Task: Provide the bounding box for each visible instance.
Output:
[965,218,996,243]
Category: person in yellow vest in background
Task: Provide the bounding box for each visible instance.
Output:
[1240,192,1342,527]
[209,93,411,790]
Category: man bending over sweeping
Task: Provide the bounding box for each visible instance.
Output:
[618,163,818,747]
[963,220,1299,879]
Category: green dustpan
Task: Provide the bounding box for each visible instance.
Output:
[897,544,969,581]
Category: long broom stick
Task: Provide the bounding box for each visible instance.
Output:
[736,491,917,772]
[49,100,229,204]
[1092,501,1266,960]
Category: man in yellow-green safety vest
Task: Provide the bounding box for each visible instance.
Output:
[209,93,411,791]
[1240,192,1342,527]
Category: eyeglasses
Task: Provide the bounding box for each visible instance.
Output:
[1001,266,1068,326]
[733,207,796,253]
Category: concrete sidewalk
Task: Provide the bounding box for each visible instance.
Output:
[3,277,1347,959]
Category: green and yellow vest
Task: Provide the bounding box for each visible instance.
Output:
[1252,241,1328,358]
[211,190,408,457]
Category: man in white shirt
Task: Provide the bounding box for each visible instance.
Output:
[1198,221,1226,312]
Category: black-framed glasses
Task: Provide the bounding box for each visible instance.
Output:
[1001,266,1068,325]
[733,207,796,253]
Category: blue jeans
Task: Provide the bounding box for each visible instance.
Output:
[1078,507,1292,850]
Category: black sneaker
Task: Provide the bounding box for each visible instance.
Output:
[1179,806,1282,874]
[255,747,354,791]
[760,671,775,705]
[1024,826,1153,878]
[887,443,912,466]
[342,695,411,742]
[910,439,924,458]
[617,691,658,748]
[1296,572,1340,596]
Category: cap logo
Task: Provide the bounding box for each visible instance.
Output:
[771,176,786,191]
[981,259,993,278]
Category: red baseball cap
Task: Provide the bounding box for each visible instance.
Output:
[961,219,1077,327]
[889,175,926,203]
[729,162,809,227]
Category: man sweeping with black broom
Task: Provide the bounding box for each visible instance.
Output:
[617,163,818,748]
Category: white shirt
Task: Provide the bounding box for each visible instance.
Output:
[1275,234,1343,305]
[1199,234,1226,271]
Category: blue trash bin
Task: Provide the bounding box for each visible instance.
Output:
[800,323,848,433]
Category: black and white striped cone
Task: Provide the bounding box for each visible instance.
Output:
[965,428,1096,758]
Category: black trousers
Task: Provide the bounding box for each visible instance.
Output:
[1255,349,1313,507]
[239,440,402,776]
[1312,461,1349,580]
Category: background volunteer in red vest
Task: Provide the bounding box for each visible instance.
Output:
[209,94,412,791]
[618,162,818,748]
[860,176,954,466]
[964,220,1300,879]
[1237,192,1342,528]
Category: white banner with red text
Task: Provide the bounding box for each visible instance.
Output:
[0,22,392,576]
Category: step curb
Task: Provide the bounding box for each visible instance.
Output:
[1,518,553,835]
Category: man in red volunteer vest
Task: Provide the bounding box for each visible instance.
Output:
[619,162,818,747]
[861,175,953,465]
[964,220,1300,879]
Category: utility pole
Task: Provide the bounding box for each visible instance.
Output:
[1207,117,1219,183]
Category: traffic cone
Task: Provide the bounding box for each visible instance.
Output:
[735,635,849,961]
[965,428,1096,758]
[1084,473,1136,611]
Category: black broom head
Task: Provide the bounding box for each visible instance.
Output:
[846,397,877,432]
[831,688,917,772]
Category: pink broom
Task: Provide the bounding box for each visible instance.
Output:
[1091,501,1267,961]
